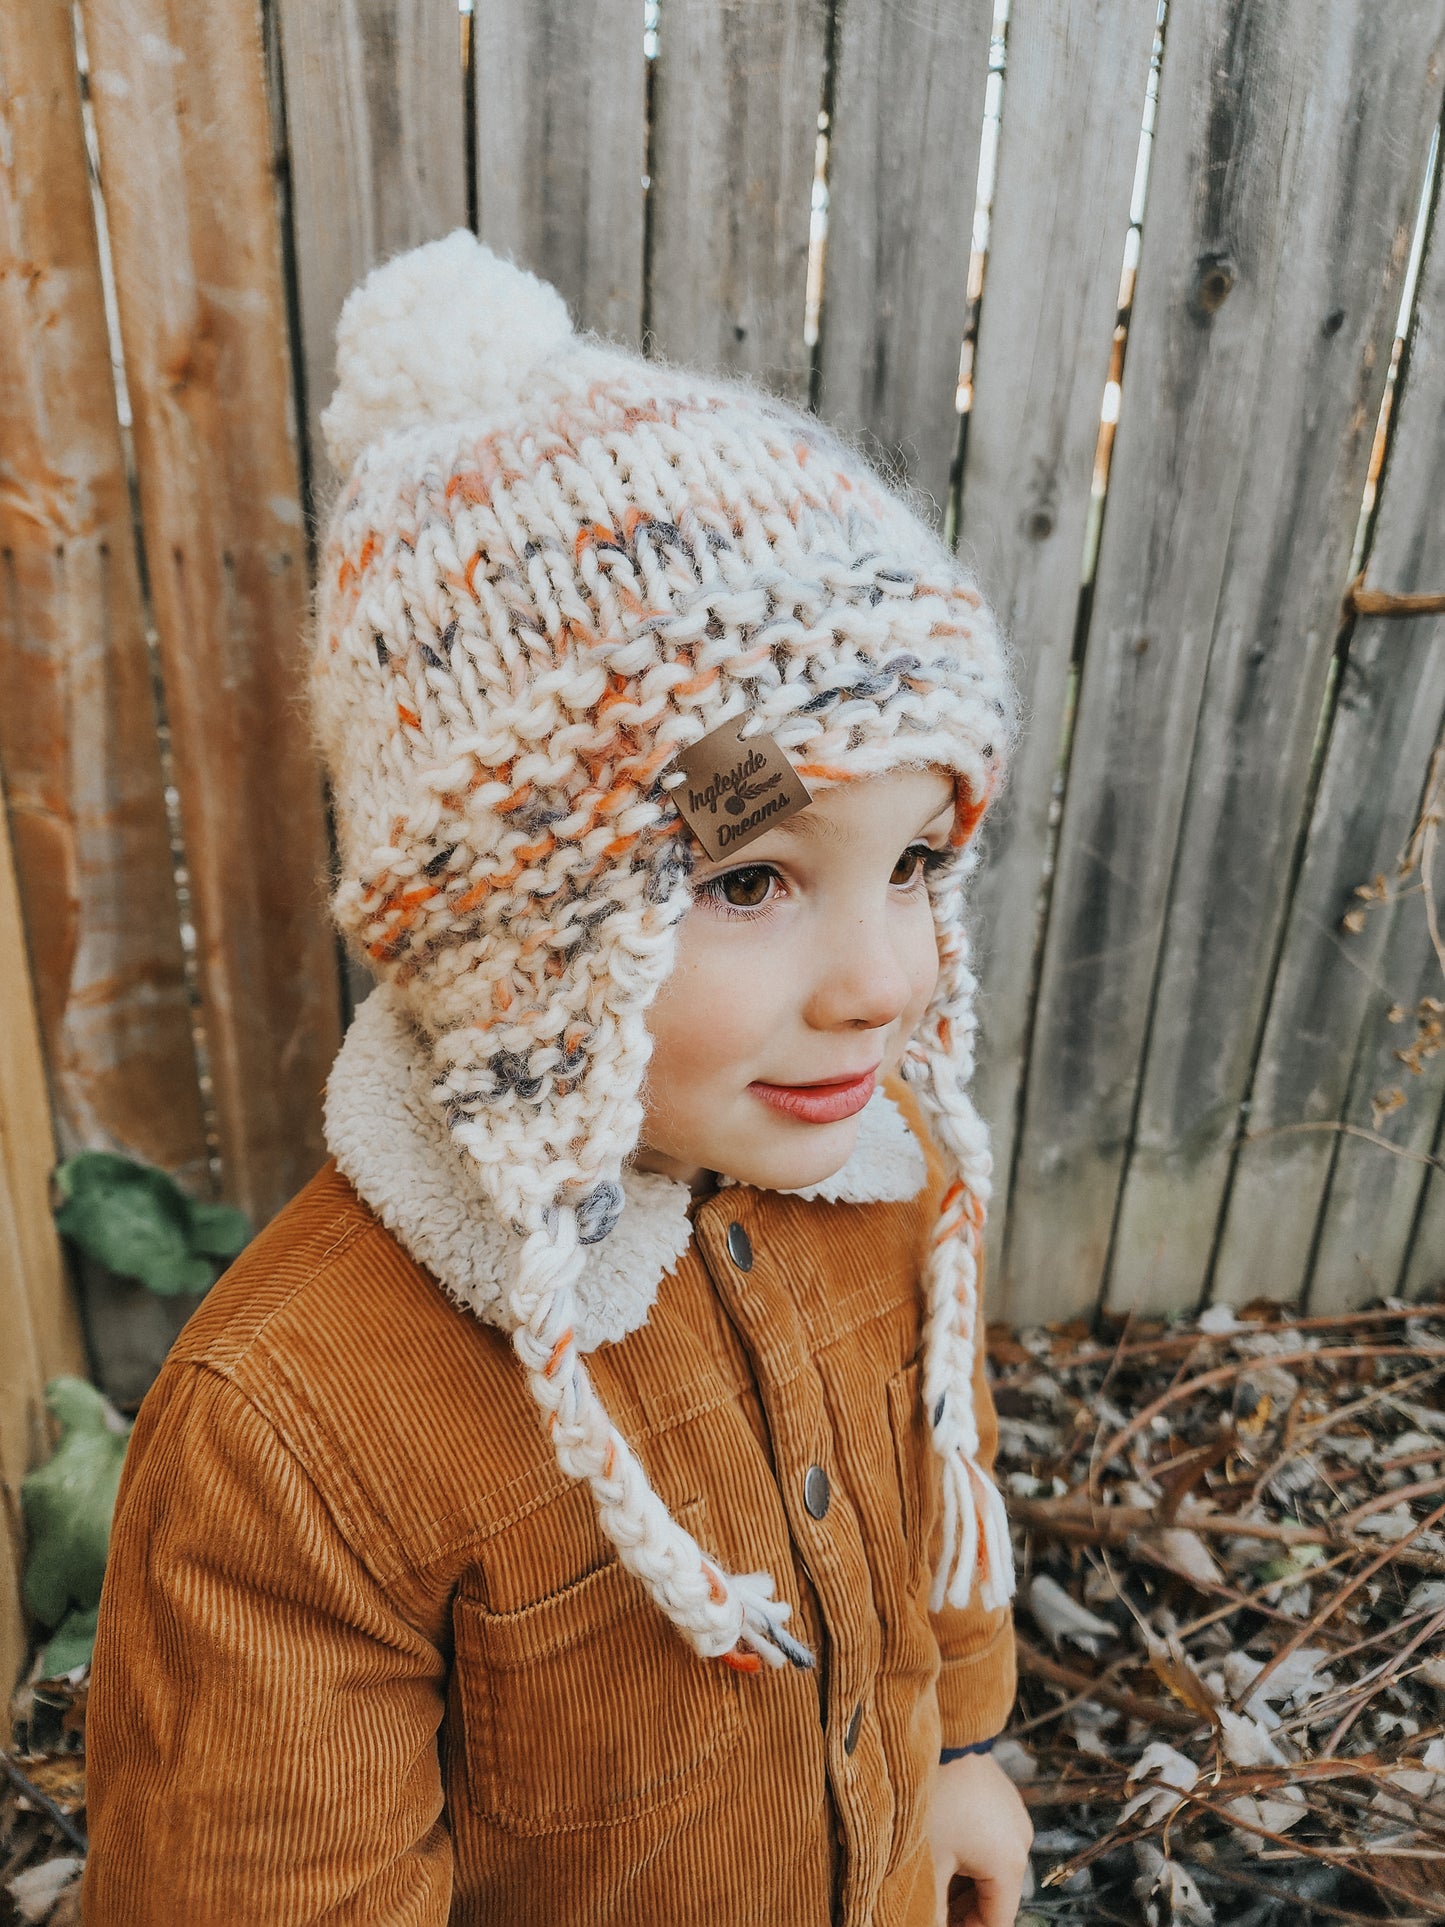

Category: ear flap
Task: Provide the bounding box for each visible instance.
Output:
[423,828,692,1226]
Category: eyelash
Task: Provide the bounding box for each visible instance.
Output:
[695,842,952,919]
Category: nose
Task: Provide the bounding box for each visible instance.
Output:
[803,904,919,1033]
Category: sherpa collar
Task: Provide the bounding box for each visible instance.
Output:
[324,986,928,1351]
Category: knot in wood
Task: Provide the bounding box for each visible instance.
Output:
[1190,252,1237,317]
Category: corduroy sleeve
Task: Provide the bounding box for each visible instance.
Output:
[82,1360,452,1926]
[929,1285,1018,1751]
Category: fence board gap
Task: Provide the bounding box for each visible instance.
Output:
[461,0,476,236]
[800,0,836,409]
[260,0,320,548]
[1078,12,1166,599]
[1347,127,1439,590]
[943,6,1011,550]
[639,1,658,348]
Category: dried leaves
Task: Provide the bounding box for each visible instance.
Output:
[3,1671,87,1927]
[995,1300,1445,1925]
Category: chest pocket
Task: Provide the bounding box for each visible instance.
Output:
[454,1498,743,1833]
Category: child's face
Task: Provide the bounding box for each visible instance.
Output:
[636,766,954,1192]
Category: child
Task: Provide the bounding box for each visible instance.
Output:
[82,234,1030,1925]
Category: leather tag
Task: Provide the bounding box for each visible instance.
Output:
[669,719,813,861]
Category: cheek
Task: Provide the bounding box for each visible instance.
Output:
[643,915,781,1107]
[910,894,943,998]
[899,897,943,1028]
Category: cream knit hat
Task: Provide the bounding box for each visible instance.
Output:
[311,231,1017,1672]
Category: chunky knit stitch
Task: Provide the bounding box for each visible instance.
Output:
[309,231,1018,1670]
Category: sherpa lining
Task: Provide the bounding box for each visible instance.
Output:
[324,986,928,1351]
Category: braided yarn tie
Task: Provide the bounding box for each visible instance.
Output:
[908,858,1017,1618]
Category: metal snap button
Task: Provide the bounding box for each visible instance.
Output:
[803,1465,831,1519]
[843,1701,863,1756]
[725,1221,753,1270]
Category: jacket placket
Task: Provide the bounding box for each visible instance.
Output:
[692,1190,894,1927]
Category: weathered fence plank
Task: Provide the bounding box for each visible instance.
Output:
[954,0,1160,1315]
[473,0,645,344]
[81,0,340,1223]
[648,0,828,399]
[0,0,209,1187]
[1001,0,1442,1323]
[1105,6,1445,1315]
[817,0,992,513]
[1215,181,1445,1310]
[0,800,86,1692]
[274,0,467,495]
[1403,1121,1445,1299]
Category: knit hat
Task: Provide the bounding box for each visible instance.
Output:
[311,231,1017,1672]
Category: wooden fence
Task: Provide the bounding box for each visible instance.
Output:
[3,0,1445,1669]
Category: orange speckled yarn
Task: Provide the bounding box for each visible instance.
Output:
[309,232,1017,1672]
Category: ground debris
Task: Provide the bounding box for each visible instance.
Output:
[995,1298,1445,1926]
[3,1669,87,1927]
[7,1303,1445,1924]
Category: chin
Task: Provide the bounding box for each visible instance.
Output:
[714,1112,863,1194]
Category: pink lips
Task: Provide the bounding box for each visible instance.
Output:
[748,1068,878,1125]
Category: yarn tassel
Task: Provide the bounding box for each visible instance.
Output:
[932,1444,1016,1614]
[974,1459,1016,1613]
[730,1574,816,1671]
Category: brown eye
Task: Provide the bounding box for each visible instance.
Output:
[718,865,774,908]
[891,846,927,885]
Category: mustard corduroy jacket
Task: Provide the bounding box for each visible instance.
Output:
[83,1082,1015,1925]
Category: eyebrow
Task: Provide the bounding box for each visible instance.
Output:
[772,807,843,844]
[769,797,955,846]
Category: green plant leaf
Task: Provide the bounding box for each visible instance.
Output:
[39,1604,101,1678]
[186,1198,252,1262]
[21,1378,131,1632]
[51,1150,249,1295]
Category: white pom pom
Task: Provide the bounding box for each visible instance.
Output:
[321,230,574,472]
